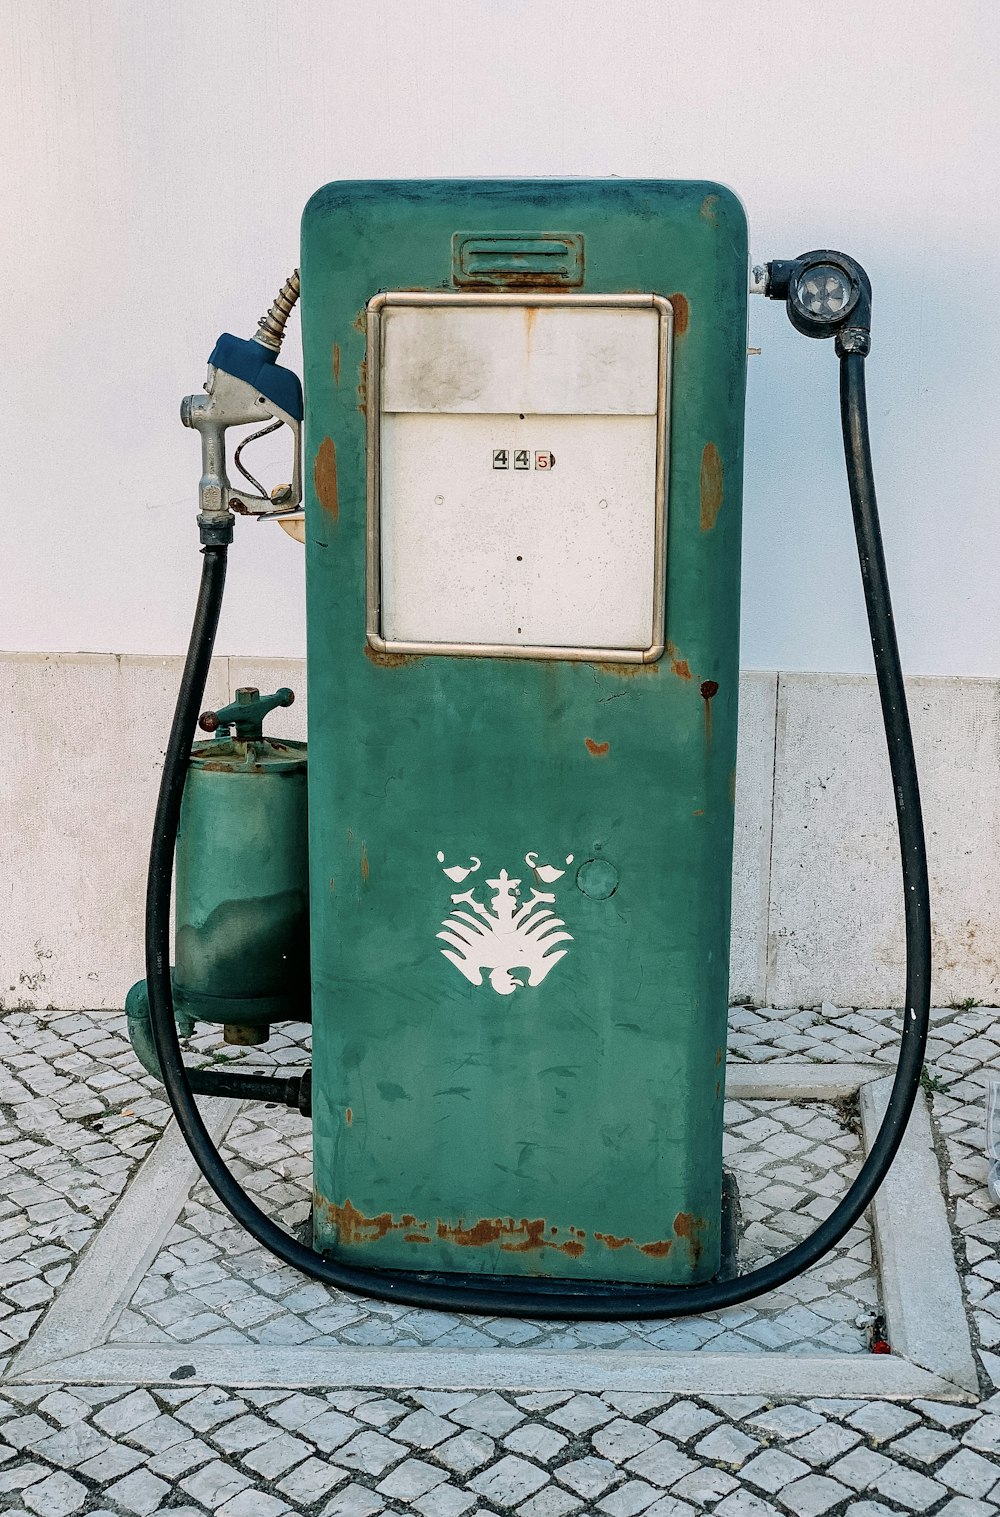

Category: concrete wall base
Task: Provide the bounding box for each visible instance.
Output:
[3,655,996,1010]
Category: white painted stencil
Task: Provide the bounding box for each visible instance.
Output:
[436,852,574,995]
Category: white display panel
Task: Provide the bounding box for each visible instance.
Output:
[368,294,672,661]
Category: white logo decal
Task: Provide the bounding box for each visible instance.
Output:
[436,852,575,996]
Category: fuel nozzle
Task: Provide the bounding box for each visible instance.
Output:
[198,686,295,742]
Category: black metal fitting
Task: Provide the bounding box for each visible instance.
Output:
[767,250,872,348]
[198,514,235,547]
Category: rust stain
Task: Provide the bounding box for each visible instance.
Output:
[364,644,422,668]
[345,1107,352,1126]
[585,738,610,757]
[715,1080,721,1101]
[360,842,369,884]
[332,343,341,385]
[352,308,367,334]
[524,305,538,349]
[700,193,720,224]
[357,358,367,417]
[673,1211,708,1266]
[700,442,724,531]
[594,660,659,678]
[595,1232,633,1250]
[314,436,339,522]
[715,1046,723,1067]
[666,641,693,681]
[318,1195,674,1263]
[693,808,704,817]
[701,678,719,745]
[666,292,689,336]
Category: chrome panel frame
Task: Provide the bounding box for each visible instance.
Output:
[366,291,673,664]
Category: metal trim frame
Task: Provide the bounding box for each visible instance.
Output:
[365,291,673,664]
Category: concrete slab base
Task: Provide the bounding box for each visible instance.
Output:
[9,1064,977,1402]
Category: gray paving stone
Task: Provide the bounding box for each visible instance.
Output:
[870,1464,947,1511]
[299,1408,358,1453]
[647,1403,719,1441]
[451,1395,525,1438]
[505,1423,569,1462]
[21,1468,88,1515]
[598,1479,663,1516]
[515,1488,583,1517]
[180,1456,253,1507]
[437,1429,497,1474]
[694,1425,760,1468]
[548,1394,617,1434]
[377,1456,449,1499]
[320,1484,386,1517]
[413,1485,479,1517]
[778,1474,853,1517]
[103,1467,171,1515]
[592,1418,660,1465]
[93,1390,160,1437]
[557,1456,622,1499]
[626,1441,700,1489]
[671,1465,741,1505]
[277,1455,349,1504]
[847,1403,921,1443]
[713,1492,782,1517]
[469,1454,550,1505]
[240,1432,313,1478]
[740,1449,812,1493]
[333,1429,406,1476]
[935,1448,1000,1500]
[216,1491,290,1517]
[393,1408,458,1449]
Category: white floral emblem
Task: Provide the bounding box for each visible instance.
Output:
[436,852,574,996]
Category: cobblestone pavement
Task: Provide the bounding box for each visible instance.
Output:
[111,1094,875,1358]
[0,1001,997,1514]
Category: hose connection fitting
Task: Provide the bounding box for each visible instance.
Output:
[256,270,301,352]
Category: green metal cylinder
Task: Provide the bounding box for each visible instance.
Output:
[173,734,309,1029]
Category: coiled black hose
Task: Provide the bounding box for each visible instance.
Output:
[146,349,930,1318]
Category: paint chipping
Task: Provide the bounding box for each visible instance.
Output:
[314,436,339,522]
[360,842,369,884]
[595,1232,633,1250]
[666,642,693,681]
[701,679,719,744]
[345,1107,352,1126]
[585,738,610,757]
[700,193,720,225]
[332,343,341,385]
[594,661,659,678]
[317,1194,678,1263]
[667,293,689,336]
[700,442,724,531]
[673,1210,708,1266]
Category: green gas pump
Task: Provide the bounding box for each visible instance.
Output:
[129,179,930,1319]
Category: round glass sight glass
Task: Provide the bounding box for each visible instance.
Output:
[794,263,855,321]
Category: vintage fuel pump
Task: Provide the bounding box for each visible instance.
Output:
[128,180,930,1318]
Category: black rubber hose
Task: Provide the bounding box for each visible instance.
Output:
[146,355,930,1318]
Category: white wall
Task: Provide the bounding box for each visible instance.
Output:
[3,0,999,672]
